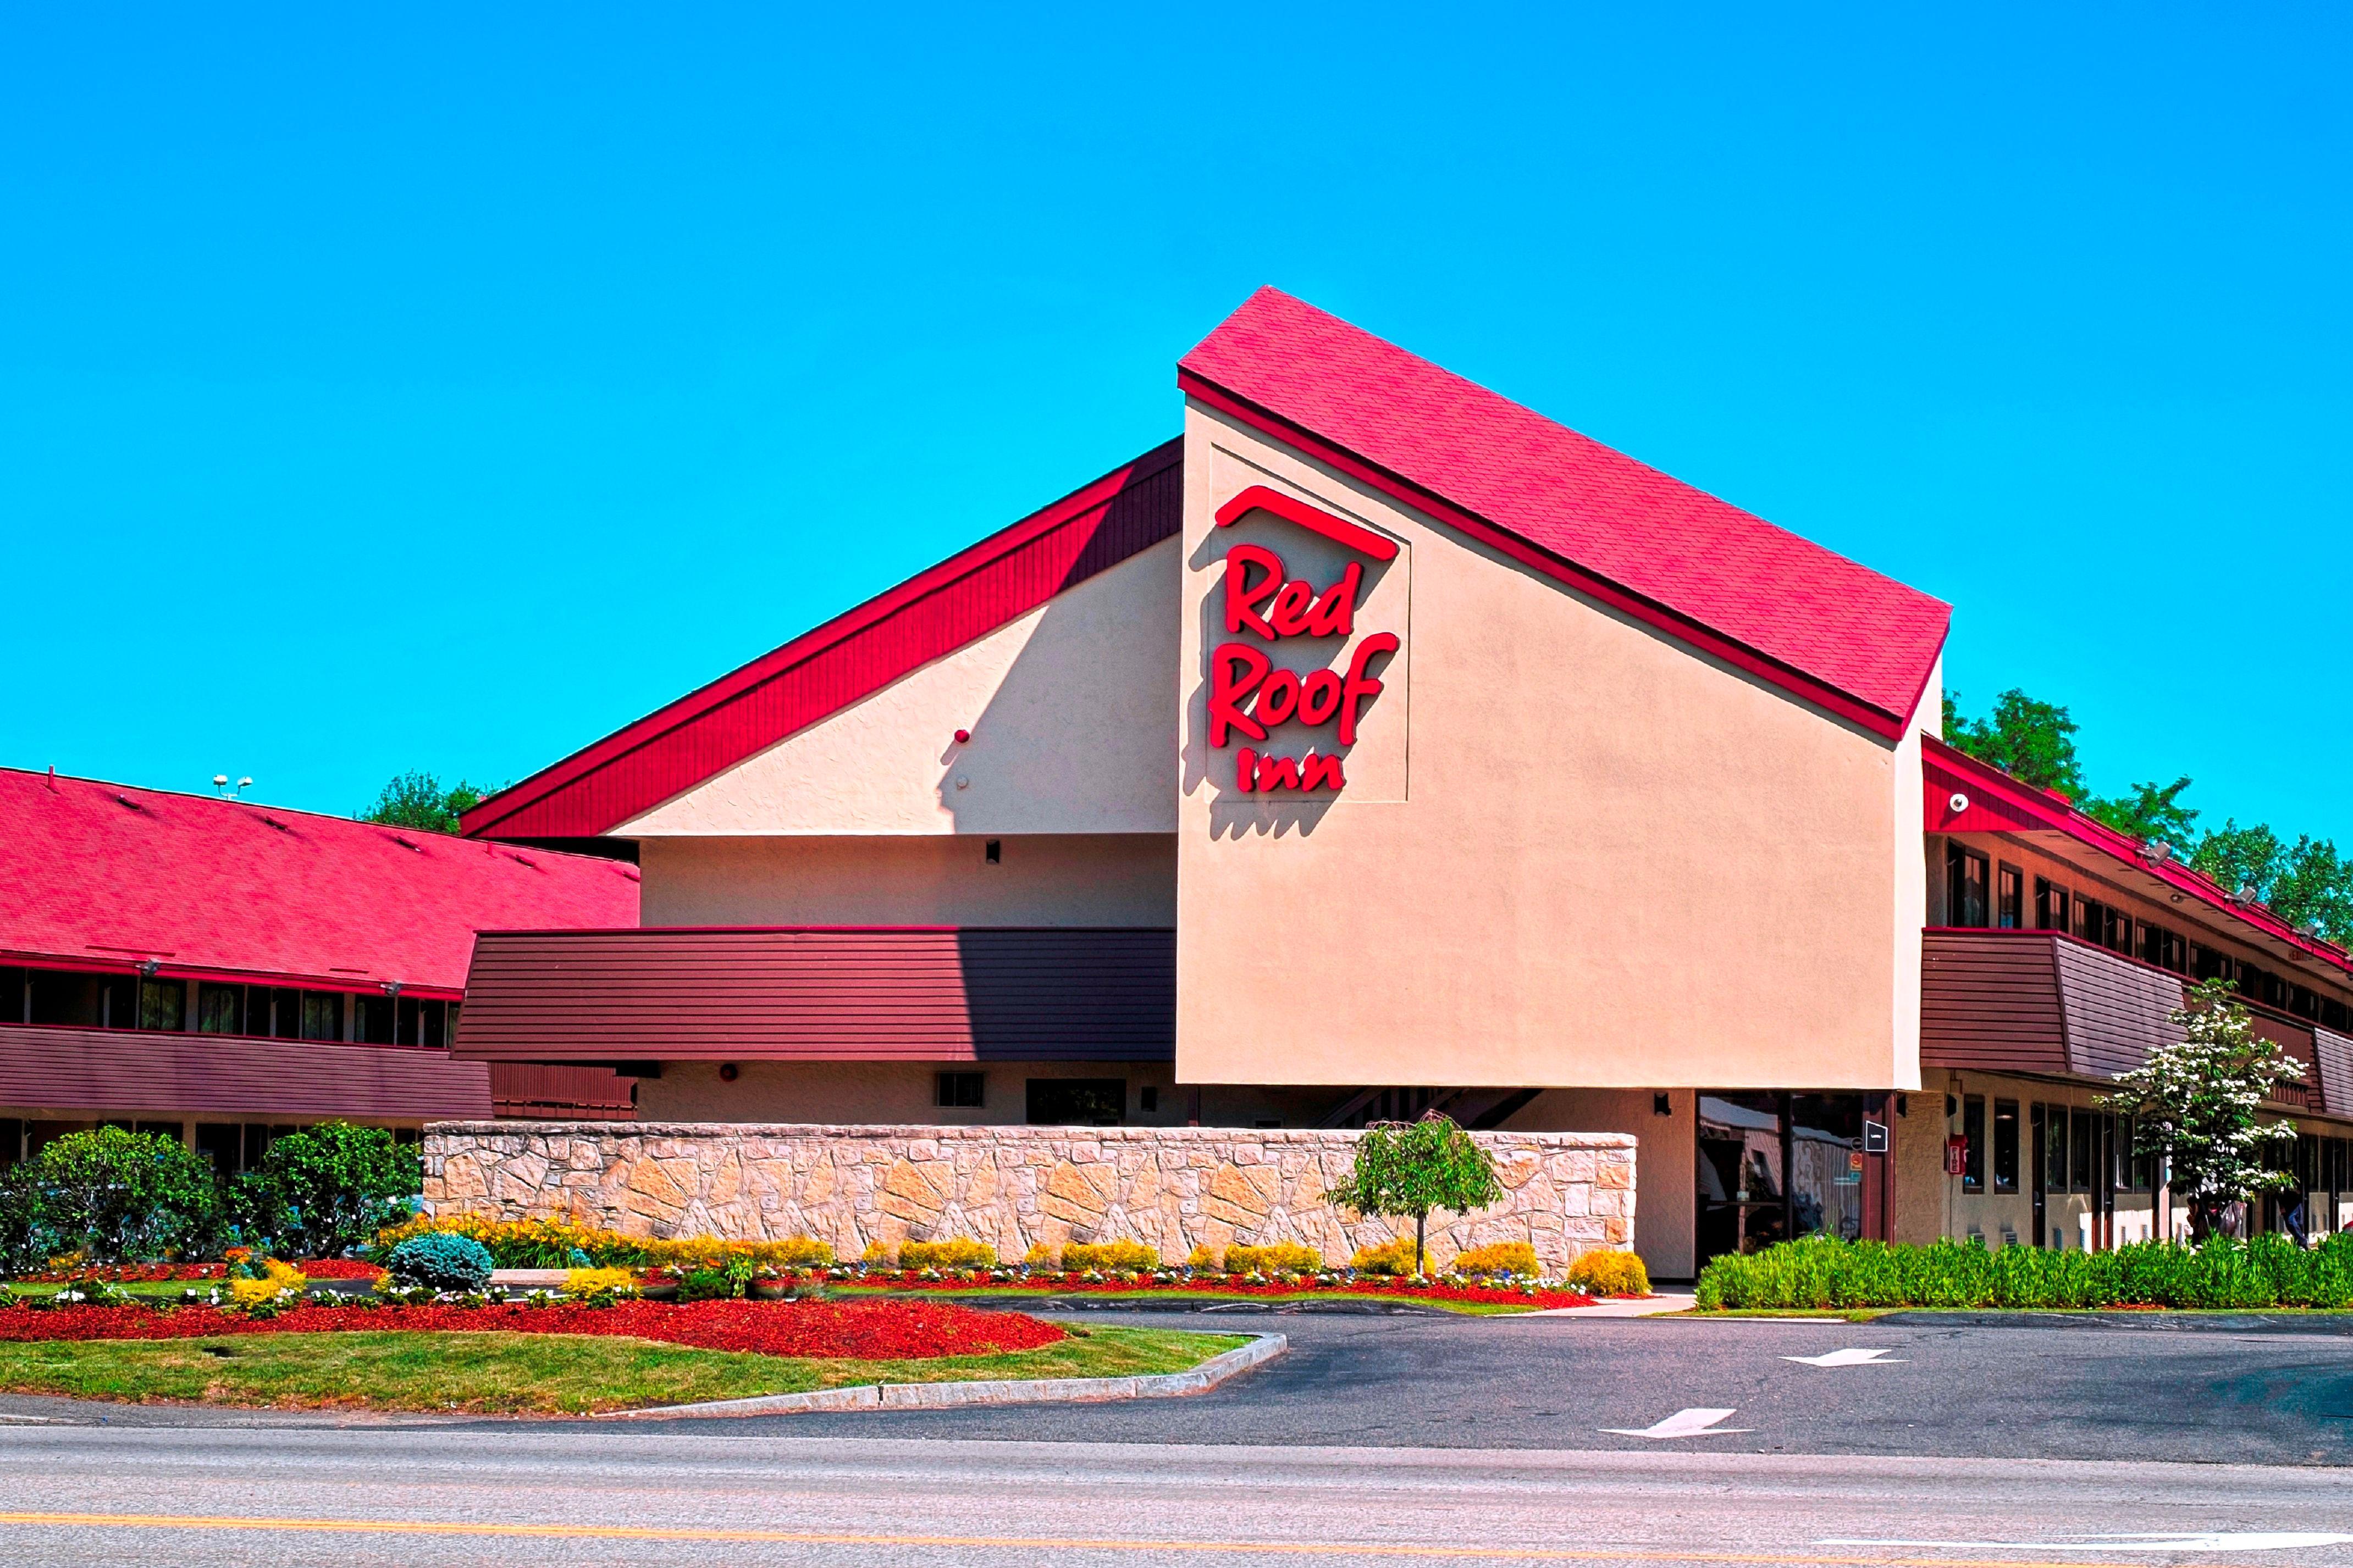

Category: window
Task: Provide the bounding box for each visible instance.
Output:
[2298,1134,2321,1191]
[299,992,343,1041]
[1993,1099,2019,1192]
[2292,986,2322,1022]
[1026,1078,1124,1126]
[195,1123,242,1175]
[1947,844,1990,927]
[1139,1086,1159,1113]
[936,1071,985,1109]
[268,988,301,1039]
[197,983,243,1035]
[1962,1094,1985,1192]
[1996,866,2023,929]
[355,994,395,1045]
[2069,1107,2095,1190]
[138,978,185,1032]
[2043,1106,2069,1193]
[2325,998,2350,1033]
[2035,878,2070,932]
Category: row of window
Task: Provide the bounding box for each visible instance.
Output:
[1943,846,2351,1030]
[1956,1095,2158,1195]
[0,968,457,1048]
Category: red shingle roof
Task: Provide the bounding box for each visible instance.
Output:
[0,768,640,995]
[1180,287,1949,735]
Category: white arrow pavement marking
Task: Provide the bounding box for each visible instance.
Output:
[1820,1533,2353,1553]
[1599,1407,1750,1438]
[1782,1347,1907,1367]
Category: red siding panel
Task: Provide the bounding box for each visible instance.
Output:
[489,1062,637,1120]
[2053,940,2186,1079]
[454,928,1176,1063]
[461,442,1184,841]
[0,1024,491,1121]
[1920,929,2068,1075]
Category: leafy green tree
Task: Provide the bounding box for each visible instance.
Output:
[8,1126,224,1263]
[363,772,489,834]
[2101,979,2301,1240]
[1328,1114,1504,1275]
[2194,823,2353,941]
[2083,776,2200,850]
[235,1122,423,1257]
[1943,689,2087,798]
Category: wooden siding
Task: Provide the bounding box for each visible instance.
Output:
[2053,939,2185,1078]
[489,1062,637,1120]
[2247,1011,2321,1113]
[1920,929,2068,1074]
[2315,1028,2353,1119]
[454,927,1176,1063]
[0,1024,491,1122]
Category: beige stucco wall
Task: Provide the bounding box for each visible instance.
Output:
[638,834,1176,927]
[423,1121,1638,1274]
[620,536,1179,838]
[1175,402,1927,1091]
[1499,1087,1699,1278]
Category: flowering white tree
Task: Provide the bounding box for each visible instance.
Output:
[2102,978,2302,1240]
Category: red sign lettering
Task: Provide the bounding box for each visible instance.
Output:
[1211,524,1396,793]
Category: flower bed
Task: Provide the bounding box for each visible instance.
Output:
[814,1271,1597,1309]
[0,1296,1065,1359]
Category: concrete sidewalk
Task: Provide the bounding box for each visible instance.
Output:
[1516,1292,1697,1317]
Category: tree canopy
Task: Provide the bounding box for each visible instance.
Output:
[1328,1114,1503,1275]
[362,772,490,834]
[1944,686,2352,941]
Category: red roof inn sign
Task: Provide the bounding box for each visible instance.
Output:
[1207,486,1400,795]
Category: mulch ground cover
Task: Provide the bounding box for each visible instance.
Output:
[0,1298,1065,1360]
[14,1259,385,1283]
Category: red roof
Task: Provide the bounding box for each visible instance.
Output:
[0,768,640,996]
[454,927,1175,1062]
[461,440,1184,841]
[1180,288,1950,737]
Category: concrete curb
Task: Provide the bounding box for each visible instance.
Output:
[594,1331,1287,1421]
[1875,1310,2353,1335]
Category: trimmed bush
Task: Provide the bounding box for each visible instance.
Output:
[1452,1241,1541,1278]
[1694,1233,2353,1312]
[236,1122,421,1258]
[1060,1239,1159,1272]
[1186,1244,1225,1272]
[385,1232,495,1293]
[1226,1242,1323,1275]
[562,1267,638,1299]
[2,1126,223,1266]
[1566,1249,1650,1297]
[898,1238,997,1270]
[1348,1236,1420,1276]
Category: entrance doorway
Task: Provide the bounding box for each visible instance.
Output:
[1696,1092,1868,1269]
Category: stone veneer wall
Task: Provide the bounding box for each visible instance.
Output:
[422,1122,1638,1275]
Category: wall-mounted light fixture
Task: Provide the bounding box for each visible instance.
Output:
[1652,1092,1671,1117]
[719,1063,739,1083]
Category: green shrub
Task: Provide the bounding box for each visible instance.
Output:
[1225,1242,1323,1275]
[385,1232,494,1293]
[1060,1240,1159,1272]
[7,1127,224,1265]
[237,1123,421,1258]
[1694,1233,2353,1312]
[1186,1244,1225,1272]
[897,1238,996,1270]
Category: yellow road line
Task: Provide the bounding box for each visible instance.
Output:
[0,1511,2286,1567]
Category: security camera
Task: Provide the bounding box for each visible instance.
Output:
[1948,792,1969,814]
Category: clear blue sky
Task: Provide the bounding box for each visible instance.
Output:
[4,8,2346,841]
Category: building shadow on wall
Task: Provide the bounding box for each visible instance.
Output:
[954,927,1175,1061]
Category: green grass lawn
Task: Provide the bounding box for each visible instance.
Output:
[0,1323,1246,1415]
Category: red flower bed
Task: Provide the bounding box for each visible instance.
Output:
[843,1273,1597,1309]
[292,1259,388,1279]
[0,1298,1063,1360]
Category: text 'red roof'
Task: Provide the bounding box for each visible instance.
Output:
[0,768,640,995]
[1180,287,1950,735]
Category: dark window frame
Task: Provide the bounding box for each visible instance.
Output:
[935,1071,986,1109]
[1992,1099,2020,1192]
[1996,865,2024,930]
[1962,1094,1986,1193]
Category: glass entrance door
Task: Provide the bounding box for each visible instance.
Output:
[1697,1091,1868,1268]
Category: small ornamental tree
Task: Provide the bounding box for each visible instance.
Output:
[2101,979,2302,1240]
[1329,1113,1504,1275]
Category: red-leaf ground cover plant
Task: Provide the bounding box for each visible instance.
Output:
[0,1298,1064,1360]
[16,1259,386,1284]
